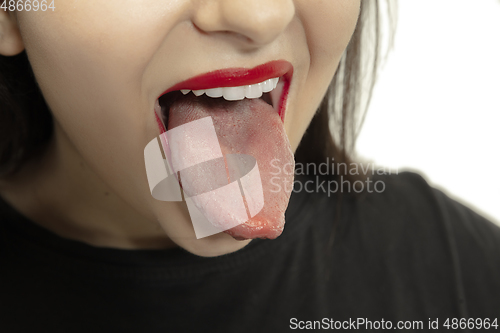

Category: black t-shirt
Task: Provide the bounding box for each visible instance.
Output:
[1,172,499,332]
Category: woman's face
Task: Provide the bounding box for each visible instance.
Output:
[14,0,360,256]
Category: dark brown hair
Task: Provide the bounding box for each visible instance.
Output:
[0,52,53,177]
[296,1,395,181]
[0,1,394,180]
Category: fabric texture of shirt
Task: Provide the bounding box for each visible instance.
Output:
[0,172,499,332]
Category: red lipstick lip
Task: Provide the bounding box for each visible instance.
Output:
[158,60,293,95]
[156,60,293,123]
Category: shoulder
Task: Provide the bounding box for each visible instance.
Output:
[350,171,500,315]
[355,171,500,236]
[359,171,500,246]
[355,171,500,259]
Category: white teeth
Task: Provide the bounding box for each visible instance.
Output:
[245,84,263,99]
[261,79,274,93]
[271,77,279,89]
[206,87,223,98]
[223,86,246,101]
[178,77,280,102]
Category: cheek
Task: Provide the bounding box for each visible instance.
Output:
[299,0,361,60]
[287,0,361,150]
[15,4,183,215]
[17,3,170,122]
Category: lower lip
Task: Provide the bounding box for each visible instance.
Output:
[155,110,166,134]
[277,73,292,123]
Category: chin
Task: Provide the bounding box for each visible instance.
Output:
[172,232,252,257]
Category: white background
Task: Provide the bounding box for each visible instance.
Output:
[356,0,500,225]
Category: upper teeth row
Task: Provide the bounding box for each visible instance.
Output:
[180,77,280,101]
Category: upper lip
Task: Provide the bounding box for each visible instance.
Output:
[157,60,294,98]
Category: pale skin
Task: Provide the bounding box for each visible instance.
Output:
[0,0,360,257]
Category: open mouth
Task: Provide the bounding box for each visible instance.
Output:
[155,76,285,131]
[151,60,295,241]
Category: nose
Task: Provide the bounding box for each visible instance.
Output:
[192,0,295,46]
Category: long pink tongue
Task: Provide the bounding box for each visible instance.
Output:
[168,94,294,239]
